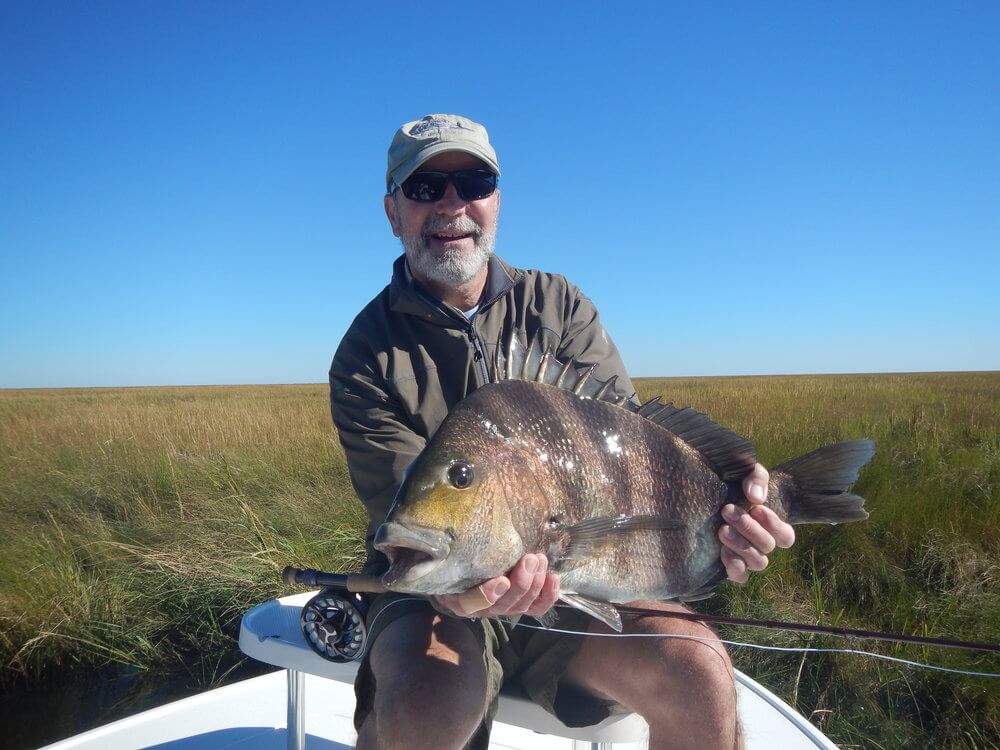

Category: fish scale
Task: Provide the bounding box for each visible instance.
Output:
[501,382,731,601]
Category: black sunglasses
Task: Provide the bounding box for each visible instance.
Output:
[397,169,498,202]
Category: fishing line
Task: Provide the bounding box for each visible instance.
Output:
[282,567,999,655]
[611,603,1000,653]
[513,621,1000,679]
[360,596,999,678]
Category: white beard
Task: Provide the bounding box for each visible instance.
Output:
[401,214,497,286]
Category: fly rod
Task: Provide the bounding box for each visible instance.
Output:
[282,566,1000,655]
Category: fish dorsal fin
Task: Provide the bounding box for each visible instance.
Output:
[643,402,757,481]
[494,332,632,407]
[494,333,756,480]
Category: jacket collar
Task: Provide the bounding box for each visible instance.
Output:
[388,254,521,322]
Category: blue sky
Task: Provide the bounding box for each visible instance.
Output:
[2,2,998,388]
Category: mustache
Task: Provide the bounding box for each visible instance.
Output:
[421,215,483,239]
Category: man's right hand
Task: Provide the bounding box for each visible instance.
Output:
[433,553,561,619]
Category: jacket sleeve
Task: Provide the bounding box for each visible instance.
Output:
[329,334,425,571]
[556,281,639,405]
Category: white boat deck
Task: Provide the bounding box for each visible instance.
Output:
[43,669,605,750]
[41,592,838,749]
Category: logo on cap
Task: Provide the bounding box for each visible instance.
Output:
[409,117,470,136]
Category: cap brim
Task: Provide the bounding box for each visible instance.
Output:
[389,142,501,191]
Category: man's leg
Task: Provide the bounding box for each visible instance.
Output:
[560,601,740,750]
[355,609,490,750]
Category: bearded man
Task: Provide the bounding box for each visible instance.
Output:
[329,114,795,750]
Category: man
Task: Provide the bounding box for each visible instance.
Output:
[329,114,795,750]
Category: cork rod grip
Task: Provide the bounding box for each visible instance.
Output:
[345,573,493,614]
[282,567,493,615]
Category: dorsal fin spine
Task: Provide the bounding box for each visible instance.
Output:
[536,349,553,383]
[593,375,617,400]
[506,336,517,380]
[572,364,598,395]
[520,332,539,381]
[495,333,632,408]
[555,359,574,388]
[493,338,503,383]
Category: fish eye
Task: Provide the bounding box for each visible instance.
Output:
[447,461,474,489]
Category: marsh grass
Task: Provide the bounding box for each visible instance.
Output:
[1,374,998,748]
[636,373,1000,749]
[0,385,366,683]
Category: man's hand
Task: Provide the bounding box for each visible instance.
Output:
[718,463,796,583]
[434,553,561,618]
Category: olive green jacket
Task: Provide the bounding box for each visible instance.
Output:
[329,254,636,572]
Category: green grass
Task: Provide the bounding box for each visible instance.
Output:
[0,385,367,682]
[636,373,1000,749]
[1,374,998,749]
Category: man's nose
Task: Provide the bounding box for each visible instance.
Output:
[434,181,467,214]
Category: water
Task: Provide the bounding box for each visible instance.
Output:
[1,656,272,749]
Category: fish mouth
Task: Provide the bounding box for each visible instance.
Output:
[374,521,451,589]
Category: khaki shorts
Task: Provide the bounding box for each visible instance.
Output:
[353,593,626,749]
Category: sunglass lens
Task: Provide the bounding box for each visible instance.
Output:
[454,171,497,201]
[402,173,448,202]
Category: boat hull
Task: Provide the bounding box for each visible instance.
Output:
[40,665,836,749]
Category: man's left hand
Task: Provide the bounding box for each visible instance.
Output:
[433,553,560,619]
[718,463,796,583]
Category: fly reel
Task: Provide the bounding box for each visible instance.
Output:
[300,588,368,662]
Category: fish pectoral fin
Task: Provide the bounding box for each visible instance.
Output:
[563,514,687,560]
[559,593,623,632]
[531,608,559,629]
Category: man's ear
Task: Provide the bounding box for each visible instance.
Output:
[384,193,402,238]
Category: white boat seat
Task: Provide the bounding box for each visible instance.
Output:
[239,592,649,749]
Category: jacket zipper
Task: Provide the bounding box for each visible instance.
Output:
[468,269,516,387]
[467,322,491,386]
[411,286,493,387]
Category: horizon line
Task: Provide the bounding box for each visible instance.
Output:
[2,368,998,392]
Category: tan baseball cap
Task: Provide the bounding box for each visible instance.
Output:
[386,114,501,192]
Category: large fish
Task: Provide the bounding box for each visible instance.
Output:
[374,337,875,630]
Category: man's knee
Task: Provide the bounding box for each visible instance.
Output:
[611,617,738,749]
[565,606,735,710]
[372,611,483,670]
[363,612,490,746]
[661,632,733,694]
[637,618,736,725]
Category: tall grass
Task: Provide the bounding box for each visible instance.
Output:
[1,375,997,748]
[636,372,1000,749]
[0,385,366,683]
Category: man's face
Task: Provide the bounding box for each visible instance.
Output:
[384,151,500,288]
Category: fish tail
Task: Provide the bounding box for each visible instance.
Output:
[769,439,875,525]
